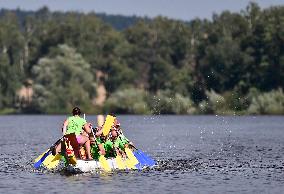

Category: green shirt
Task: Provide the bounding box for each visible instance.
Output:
[114,135,129,150]
[103,135,130,151]
[103,140,116,158]
[66,116,87,135]
[104,138,125,151]
[104,140,113,151]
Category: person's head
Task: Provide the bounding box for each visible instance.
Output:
[72,107,81,116]
[111,129,118,139]
[114,119,120,127]
[109,113,116,117]
[94,126,102,133]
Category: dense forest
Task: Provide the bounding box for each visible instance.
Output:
[0,3,283,115]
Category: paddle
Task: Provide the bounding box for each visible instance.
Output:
[113,132,138,169]
[102,115,116,136]
[133,151,147,169]
[44,154,62,169]
[115,155,126,170]
[99,155,111,171]
[34,137,63,169]
[34,150,50,169]
[125,147,139,166]
[42,153,61,169]
[135,150,156,167]
[131,145,156,167]
[124,158,136,169]
[114,147,135,170]
[92,114,116,172]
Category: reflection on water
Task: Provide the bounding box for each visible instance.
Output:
[0,115,284,194]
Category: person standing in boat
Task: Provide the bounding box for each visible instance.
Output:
[62,107,93,160]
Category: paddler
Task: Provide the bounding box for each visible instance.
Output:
[113,119,133,149]
[90,126,107,159]
[104,120,133,158]
[103,129,126,158]
[55,107,93,160]
[89,115,108,159]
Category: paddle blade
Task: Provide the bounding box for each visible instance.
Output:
[115,155,126,170]
[133,151,146,169]
[42,154,56,168]
[102,115,116,136]
[137,150,156,167]
[34,150,50,169]
[125,158,136,169]
[34,149,48,163]
[44,154,61,169]
[99,155,111,171]
[33,137,63,169]
[125,148,139,166]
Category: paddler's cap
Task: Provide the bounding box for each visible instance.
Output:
[72,107,81,116]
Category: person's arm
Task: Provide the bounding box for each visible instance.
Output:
[62,120,68,135]
[83,123,92,134]
[115,147,126,158]
[114,147,121,156]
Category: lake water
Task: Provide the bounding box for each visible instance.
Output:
[0,115,283,194]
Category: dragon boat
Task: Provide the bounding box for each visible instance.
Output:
[65,150,156,173]
[34,115,156,173]
[62,133,156,173]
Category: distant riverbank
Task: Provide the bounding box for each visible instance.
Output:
[2,88,283,115]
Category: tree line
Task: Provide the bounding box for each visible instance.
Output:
[0,3,283,115]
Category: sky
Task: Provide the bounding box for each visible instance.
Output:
[0,0,283,21]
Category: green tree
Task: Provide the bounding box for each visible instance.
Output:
[248,88,284,114]
[150,90,195,114]
[104,88,150,114]
[0,12,25,110]
[32,44,96,113]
